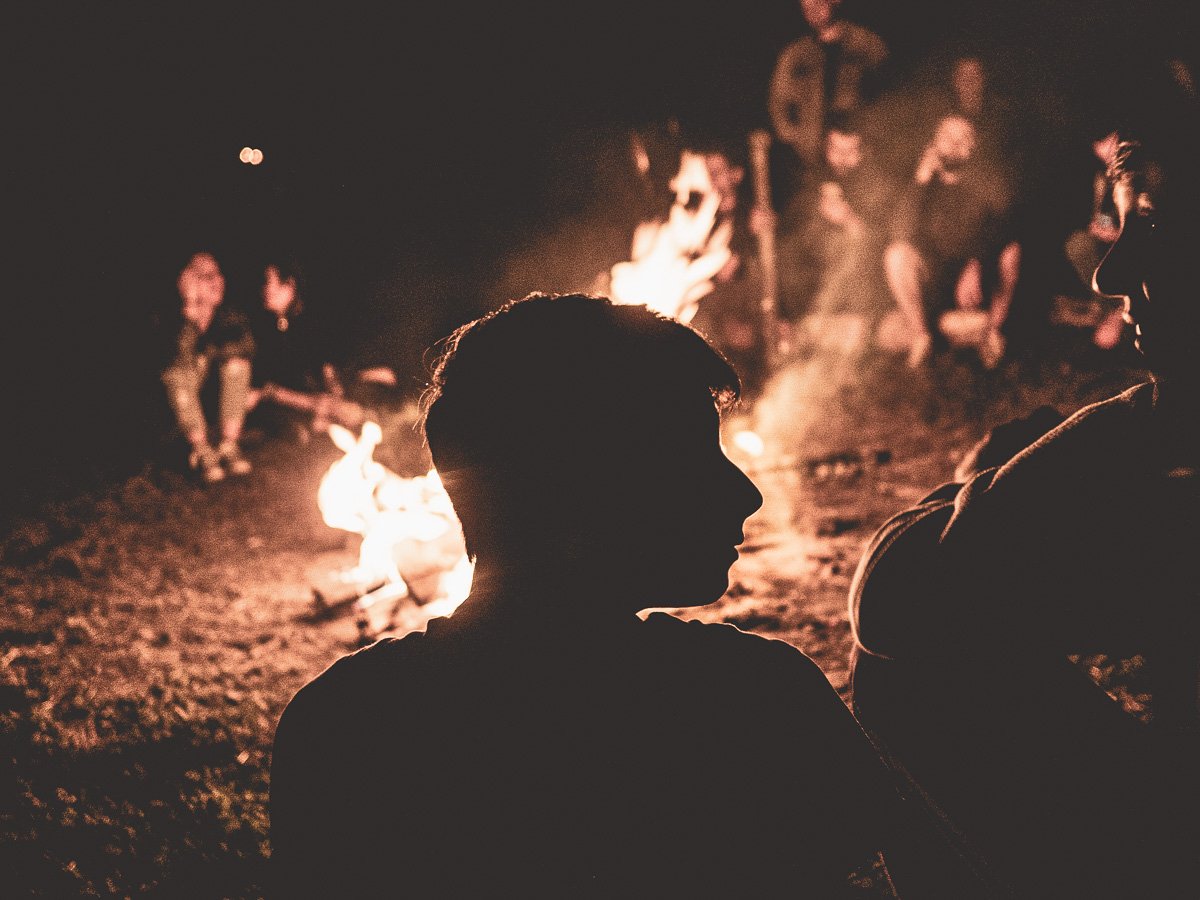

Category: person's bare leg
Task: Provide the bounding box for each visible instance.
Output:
[988,242,1021,332]
[217,356,253,475]
[977,243,1020,369]
[883,242,932,366]
[163,358,224,482]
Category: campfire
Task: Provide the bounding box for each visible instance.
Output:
[609,149,733,324]
[317,421,473,635]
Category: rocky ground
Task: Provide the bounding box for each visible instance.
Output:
[0,350,1144,897]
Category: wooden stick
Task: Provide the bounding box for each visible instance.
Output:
[748,130,780,367]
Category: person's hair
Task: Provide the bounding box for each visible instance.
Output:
[264,256,306,314]
[421,293,740,552]
[1109,61,1200,222]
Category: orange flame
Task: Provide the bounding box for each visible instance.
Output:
[319,422,473,616]
[610,150,732,323]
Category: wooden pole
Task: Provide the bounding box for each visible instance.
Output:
[748,130,780,366]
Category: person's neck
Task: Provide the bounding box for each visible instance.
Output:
[814,21,843,43]
[1151,372,1200,412]
[457,560,641,633]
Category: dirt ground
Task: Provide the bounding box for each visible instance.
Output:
[0,350,1142,897]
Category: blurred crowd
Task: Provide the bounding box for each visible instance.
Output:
[156,0,1195,482]
[665,0,1195,383]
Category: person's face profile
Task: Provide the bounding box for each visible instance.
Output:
[596,386,762,609]
[1095,156,1197,371]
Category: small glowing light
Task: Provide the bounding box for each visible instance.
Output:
[249,148,264,165]
[732,430,765,458]
[239,146,253,164]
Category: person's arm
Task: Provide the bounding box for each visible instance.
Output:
[270,665,373,898]
[852,390,1198,660]
[770,643,902,895]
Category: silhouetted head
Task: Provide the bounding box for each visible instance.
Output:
[423,293,762,612]
[1094,71,1200,383]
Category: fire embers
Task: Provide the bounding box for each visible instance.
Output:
[318,422,473,612]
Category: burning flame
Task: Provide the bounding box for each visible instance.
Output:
[610,150,732,323]
[319,422,473,618]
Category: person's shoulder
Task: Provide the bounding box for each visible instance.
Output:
[994,383,1152,478]
[776,34,820,65]
[280,634,425,725]
[642,613,825,681]
[841,21,887,58]
[1031,383,1150,448]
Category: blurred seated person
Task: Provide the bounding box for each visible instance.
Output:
[272,293,898,897]
[1057,128,1127,349]
[247,259,368,439]
[159,251,255,483]
[776,119,893,355]
[877,115,1020,369]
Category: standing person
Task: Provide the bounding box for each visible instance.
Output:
[849,100,1200,896]
[159,252,254,483]
[877,115,1020,369]
[768,0,887,200]
[272,294,899,898]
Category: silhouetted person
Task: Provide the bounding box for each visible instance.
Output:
[272,294,896,897]
[850,89,1200,897]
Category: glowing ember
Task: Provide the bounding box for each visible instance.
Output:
[610,150,732,323]
[318,422,473,616]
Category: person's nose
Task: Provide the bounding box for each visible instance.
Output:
[1093,228,1141,300]
[725,457,764,524]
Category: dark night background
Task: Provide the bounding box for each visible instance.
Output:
[6,1,1197,515]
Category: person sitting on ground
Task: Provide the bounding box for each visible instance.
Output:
[246,259,363,440]
[849,92,1200,897]
[159,251,255,482]
[877,115,1020,369]
[271,293,898,898]
[777,117,894,355]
